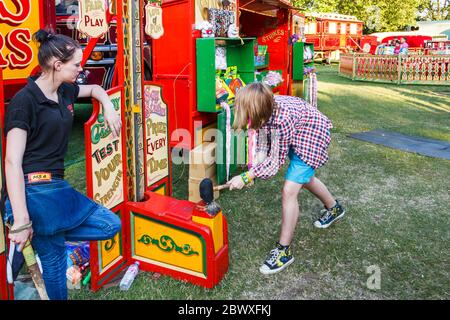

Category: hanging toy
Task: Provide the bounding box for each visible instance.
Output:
[216,75,229,104]
[227,24,239,38]
[224,66,245,95]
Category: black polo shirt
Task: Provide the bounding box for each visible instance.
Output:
[4,77,79,177]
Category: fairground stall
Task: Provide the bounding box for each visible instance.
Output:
[1,0,317,300]
[296,12,364,63]
[0,0,231,299]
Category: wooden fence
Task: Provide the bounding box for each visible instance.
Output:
[339,53,450,85]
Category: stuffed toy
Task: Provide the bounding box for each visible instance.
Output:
[196,21,214,38]
[227,24,239,38]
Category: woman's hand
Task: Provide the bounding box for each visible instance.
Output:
[103,103,122,138]
[228,175,246,190]
[8,225,33,252]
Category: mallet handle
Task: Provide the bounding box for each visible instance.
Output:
[22,240,49,300]
[213,184,229,191]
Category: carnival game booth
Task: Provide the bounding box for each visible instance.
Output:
[301,12,364,62]
[238,0,296,95]
[1,0,229,299]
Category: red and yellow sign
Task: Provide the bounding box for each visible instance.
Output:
[133,213,206,277]
[0,0,42,80]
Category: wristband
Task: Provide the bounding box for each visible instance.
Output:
[6,221,33,234]
[240,172,253,185]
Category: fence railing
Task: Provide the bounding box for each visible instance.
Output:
[339,53,450,85]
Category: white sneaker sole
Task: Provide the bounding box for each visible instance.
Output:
[313,210,346,229]
[259,257,295,275]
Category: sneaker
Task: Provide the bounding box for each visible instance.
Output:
[259,243,294,275]
[313,200,346,229]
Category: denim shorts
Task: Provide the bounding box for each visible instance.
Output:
[4,177,98,236]
[285,150,315,184]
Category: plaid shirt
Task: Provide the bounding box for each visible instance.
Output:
[251,95,332,180]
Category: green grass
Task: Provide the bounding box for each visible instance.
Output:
[66,65,450,300]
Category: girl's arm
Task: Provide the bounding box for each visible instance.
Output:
[78,84,122,138]
[5,128,33,251]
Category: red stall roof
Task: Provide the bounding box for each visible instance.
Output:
[240,0,299,13]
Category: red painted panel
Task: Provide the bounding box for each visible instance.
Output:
[239,9,290,94]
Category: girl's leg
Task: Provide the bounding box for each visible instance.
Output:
[279,180,304,246]
[65,206,121,241]
[31,234,68,300]
[303,176,336,209]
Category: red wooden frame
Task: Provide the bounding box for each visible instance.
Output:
[125,192,229,288]
[152,0,216,150]
[0,67,12,300]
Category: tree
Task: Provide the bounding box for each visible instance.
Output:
[293,0,424,32]
[417,0,450,20]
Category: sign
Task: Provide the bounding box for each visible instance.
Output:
[144,85,169,187]
[89,90,124,209]
[144,2,164,39]
[261,28,285,44]
[77,0,108,38]
[0,0,41,80]
[133,214,206,276]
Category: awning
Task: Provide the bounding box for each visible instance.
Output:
[239,0,300,12]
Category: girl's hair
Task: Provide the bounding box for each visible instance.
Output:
[233,82,275,130]
[33,29,81,70]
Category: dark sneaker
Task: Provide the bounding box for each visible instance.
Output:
[259,243,294,275]
[314,200,346,229]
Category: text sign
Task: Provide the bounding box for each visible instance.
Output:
[0,0,41,80]
[89,90,124,209]
[144,2,164,39]
[77,0,108,38]
[144,85,169,187]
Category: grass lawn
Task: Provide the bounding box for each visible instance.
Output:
[66,64,449,300]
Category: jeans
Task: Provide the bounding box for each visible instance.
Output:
[31,206,121,300]
[4,177,121,300]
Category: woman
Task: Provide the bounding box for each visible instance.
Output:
[3,29,121,299]
[228,82,345,275]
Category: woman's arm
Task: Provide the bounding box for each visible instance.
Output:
[5,128,33,251]
[78,84,122,138]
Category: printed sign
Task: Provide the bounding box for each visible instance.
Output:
[77,0,108,38]
[144,85,169,187]
[0,0,41,80]
[261,28,285,44]
[144,2,164,39]
[89,90,124,209]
